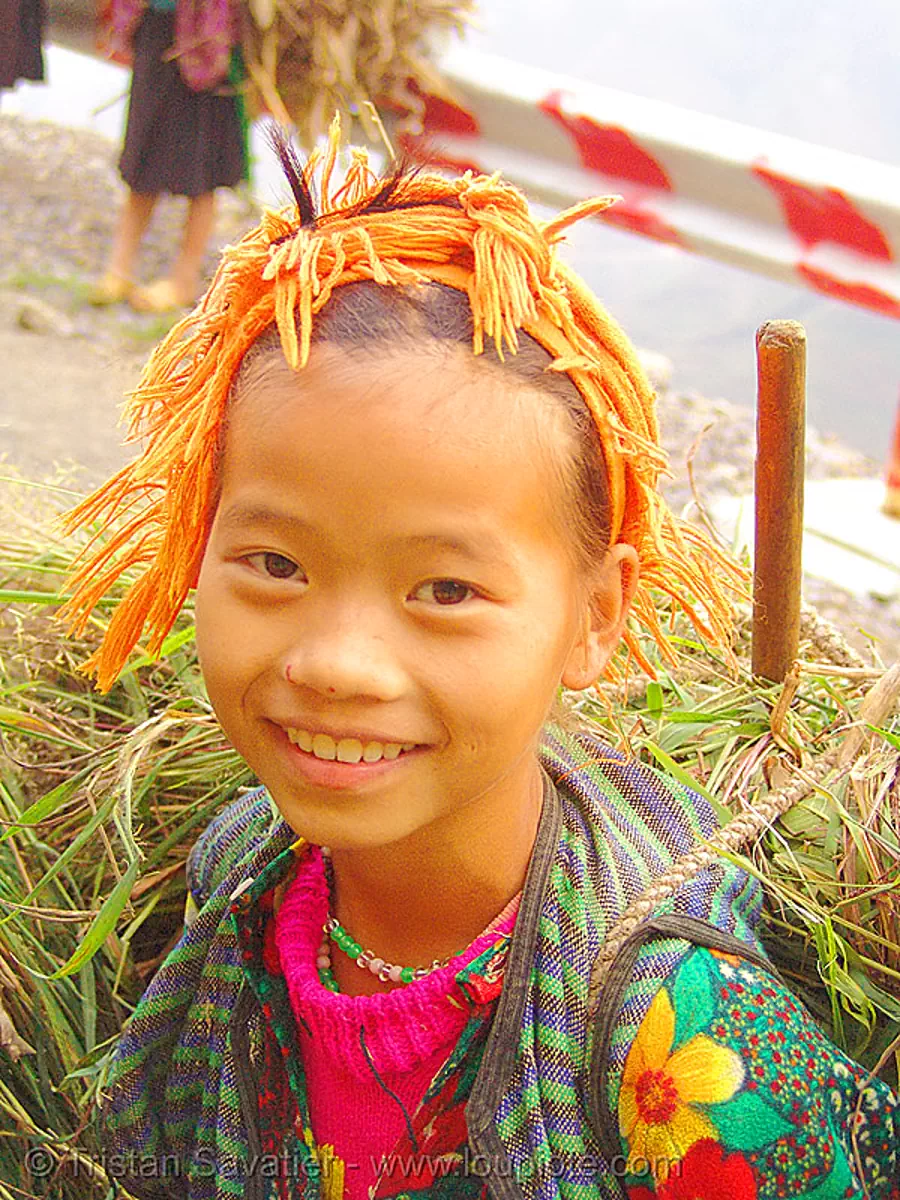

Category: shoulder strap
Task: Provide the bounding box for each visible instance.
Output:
[185,786,283,908]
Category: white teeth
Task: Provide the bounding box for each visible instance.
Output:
[312,733,337,760]
[287,728,416,763]
[336,738,363,764]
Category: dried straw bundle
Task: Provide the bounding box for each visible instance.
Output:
[240,0,475,147]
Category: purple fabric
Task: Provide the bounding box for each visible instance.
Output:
[106,0,235,91]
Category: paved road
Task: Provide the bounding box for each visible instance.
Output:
[0,293,137,484]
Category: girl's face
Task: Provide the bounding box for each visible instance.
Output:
[195,343,634,853]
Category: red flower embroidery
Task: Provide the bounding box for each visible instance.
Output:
[262,915,283,975]
[460,938,509,1007]
[640,1139,757,1199]
[635,1069,680,1124]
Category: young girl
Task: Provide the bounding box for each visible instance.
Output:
[61,124,898,1200]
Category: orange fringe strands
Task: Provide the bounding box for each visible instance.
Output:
[60,116,746,691]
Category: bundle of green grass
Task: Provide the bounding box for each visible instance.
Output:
[1,473,898,1199]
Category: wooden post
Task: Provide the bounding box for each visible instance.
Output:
[752,320,807,683]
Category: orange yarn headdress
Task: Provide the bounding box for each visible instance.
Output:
[60,118,744,692]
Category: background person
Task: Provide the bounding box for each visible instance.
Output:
[90,0,247,312]
[1,0,46,91]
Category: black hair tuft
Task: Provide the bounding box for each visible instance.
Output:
[352,153,463,217]
[266,122,318,228]
[354,155,420,214]
[265,127,462,238]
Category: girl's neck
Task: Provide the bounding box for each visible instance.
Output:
[323,768,543,997]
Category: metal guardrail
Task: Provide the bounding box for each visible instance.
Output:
[404,47,900,324]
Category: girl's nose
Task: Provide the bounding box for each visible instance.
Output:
[281,610,408,703]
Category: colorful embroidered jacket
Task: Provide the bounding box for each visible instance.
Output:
[99,729,900,1200]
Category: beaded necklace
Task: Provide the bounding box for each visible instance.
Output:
[317,849,521,993]
[317,849,461,992]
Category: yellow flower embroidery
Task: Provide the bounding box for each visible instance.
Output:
[317,1144,346,1200]
[619,987,744,1180]
[304,1128,346,1200]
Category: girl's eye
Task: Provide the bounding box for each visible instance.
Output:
[413,579,475,606]
[245,552,305,581]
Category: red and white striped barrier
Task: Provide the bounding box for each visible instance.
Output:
[404,48,900,323]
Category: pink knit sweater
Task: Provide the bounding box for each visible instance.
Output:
[274,848,518,1199]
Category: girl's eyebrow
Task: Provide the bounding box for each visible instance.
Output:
[218,505,508,563]
[401,532,511,564]
[217,503,314,536]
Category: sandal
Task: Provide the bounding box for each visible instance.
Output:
[129,279,194,314]
[88,271,134,307]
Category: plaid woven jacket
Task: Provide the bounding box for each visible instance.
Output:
[98,728,899,1200]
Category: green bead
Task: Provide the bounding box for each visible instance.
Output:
[400,967,415,984]
[347,939,362,958]
[318,965,340,993]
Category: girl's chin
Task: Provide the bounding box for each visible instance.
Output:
[267,797,438,854]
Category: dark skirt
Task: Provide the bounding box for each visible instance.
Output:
[119,9,246,197]
[0,0,45,89]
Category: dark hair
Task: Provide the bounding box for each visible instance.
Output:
[231,279,611,576]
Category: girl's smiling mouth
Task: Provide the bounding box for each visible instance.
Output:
[275,725,423,791]
[282,726,418,764]
[278,729,422,787]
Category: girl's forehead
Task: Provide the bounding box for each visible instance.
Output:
[231,340,550,448]
[219,342,574,541]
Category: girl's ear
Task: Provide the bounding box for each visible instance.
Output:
[561,544,639,690]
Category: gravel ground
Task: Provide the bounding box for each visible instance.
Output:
[1,111,897,661]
